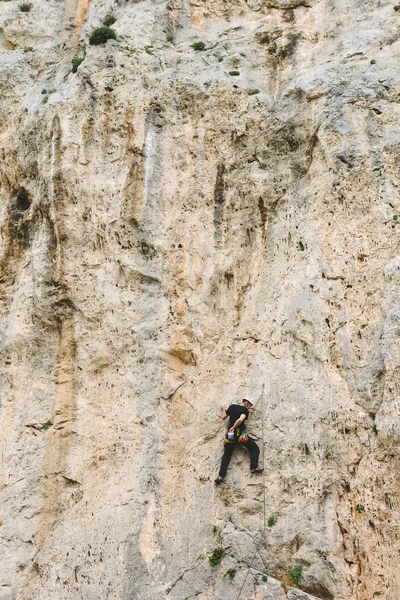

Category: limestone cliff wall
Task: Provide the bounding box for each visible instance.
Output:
[0,1,400,599]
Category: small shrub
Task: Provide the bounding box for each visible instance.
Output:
[166,34,174,42]
[218,56,223,62]
[355,504,364,514]
[248,89,260,95]
[145,47,153,55]
[372,424,378,435]
[361,323,368,329]
[89,26,116,46]
[267,515,277,527]
[41,420,51,430]
[19,2,32,11]
[23,46,33,52]
[373,592,382,596]
[208,547,225,566]
[262,572,268,582]
[103,14,116,26]
[213,525,217,535]
[394,5,400,11]
[287,565,303,587]
[281,582,287,590]
[42,95,48,104]
[260,34,269,44]
[229,70,240,76]
[72,57,84,73]
[223,567,237,581]
[393,214,398,220]
[370,59,376,64]
[192,41,205,51]
[41,88,47,94]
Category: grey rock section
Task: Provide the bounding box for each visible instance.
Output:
[0,0,399,599]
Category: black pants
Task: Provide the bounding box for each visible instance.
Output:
[219,436,260,478]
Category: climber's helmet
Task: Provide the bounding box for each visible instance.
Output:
[242,395,254,408]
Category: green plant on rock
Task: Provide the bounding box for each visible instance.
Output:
[19,2,31,11]
[42,95,48,104]
[372,424,378,435]
[212,525,217,535]
[103,14,116,26]
[267,515,277,527]
[41,420,51,430]
[223,567,237,581]
[262,572,269,582]
[394,5,400,11]
[259,34,269,44]
[373,592,382,596]
[72,57,84,73]
[89,26,116,46]
[370,59,376,64]
[361,323,368,329]
[281,581,287,591]
[248,89,260,95]
[145,46,153,55]
[228,70,240,76]
[166,34,174,42]
[41,88,47,94]
[393,214,398,220]
[192,41,205,51]
[355,504,364,514]
[287,564,303,587]
[218,56,224,62]
[208,547,225,566]
[24,46,33,52]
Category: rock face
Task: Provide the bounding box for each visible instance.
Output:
[0,1,400,599]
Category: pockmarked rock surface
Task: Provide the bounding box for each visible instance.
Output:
[0,0,399,599]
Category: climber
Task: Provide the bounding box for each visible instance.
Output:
[214,395,263,484]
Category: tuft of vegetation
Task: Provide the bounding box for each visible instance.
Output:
[41,88,47,94]
[287,564,303,587]
[267,515,277,527]
[166,34,174,42]
[372,424,378,435]
[72,57,84,73]
[42,95,48,104]
[355,504,364,514]
[213,525,218,535]
[361,323,368,329]
[192,41,205,51]
[89,26,116,46]
[228,70,240,76]
[281,582,287,591]
[223,567,237,581]
[41,420,51,430]
[394,5,400,11]
[259,34,269,44]
[393,214,398,220]
[218,56,224,62]
[248,88,260,95]
[23,46,33,52]
[145,46,153,55]
[370,59,376,64]
[19,2,32,11]
[208,547,225,566]
[373,592,382,596]
[262,572,269,582]
[103,14,116,26]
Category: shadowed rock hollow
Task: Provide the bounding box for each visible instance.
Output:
[0,0,400,599]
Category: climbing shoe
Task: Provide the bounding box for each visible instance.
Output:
[250,468,263,474]
[214,476,224,485]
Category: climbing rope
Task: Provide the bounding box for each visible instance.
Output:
[235,384,268,600]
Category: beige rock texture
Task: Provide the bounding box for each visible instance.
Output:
[0,0,400,599]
